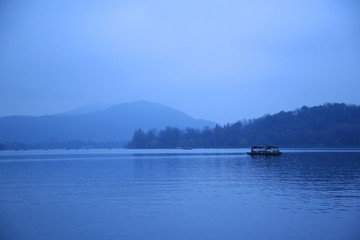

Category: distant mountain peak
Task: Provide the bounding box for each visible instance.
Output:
[0,101,216,145]
[57,103,113,116]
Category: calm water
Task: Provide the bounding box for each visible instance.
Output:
[0,149,360,240]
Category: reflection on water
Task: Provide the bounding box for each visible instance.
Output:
[0,150,359,240]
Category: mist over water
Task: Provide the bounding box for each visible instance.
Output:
[0,150,359,240]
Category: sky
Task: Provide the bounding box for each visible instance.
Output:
[1,0,360,124]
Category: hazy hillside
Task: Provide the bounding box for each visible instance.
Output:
[0,101,215,146]
[57,103,112,116]
[128,103,360,148]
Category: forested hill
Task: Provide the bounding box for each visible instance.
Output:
[128,103,360,148]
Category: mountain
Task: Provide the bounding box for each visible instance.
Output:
[57,103,113,116]
[0,101,216,146]
[128,103,360,148]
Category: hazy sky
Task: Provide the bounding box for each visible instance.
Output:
[1,0,359,123]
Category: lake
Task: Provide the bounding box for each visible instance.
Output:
[0,149,360,240]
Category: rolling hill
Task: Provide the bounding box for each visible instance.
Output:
[0,101,215,146]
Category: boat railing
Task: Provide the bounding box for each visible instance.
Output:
[251,146,280,153]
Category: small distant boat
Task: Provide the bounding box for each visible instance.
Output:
[247,145,282,156]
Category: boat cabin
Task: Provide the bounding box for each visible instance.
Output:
[247,145,282,156]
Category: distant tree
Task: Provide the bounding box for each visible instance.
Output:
[128,129,147,148]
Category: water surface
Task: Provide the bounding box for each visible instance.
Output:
[0,149,359,240]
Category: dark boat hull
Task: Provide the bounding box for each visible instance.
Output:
[247,152,282,156]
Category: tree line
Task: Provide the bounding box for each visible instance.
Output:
[127,103,360,148]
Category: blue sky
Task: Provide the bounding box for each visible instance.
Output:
[1,0,359,123]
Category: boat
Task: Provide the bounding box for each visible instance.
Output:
[247,145,282,156]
